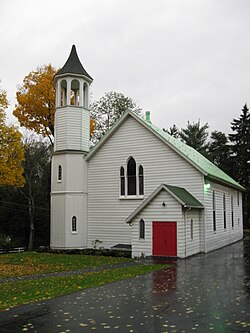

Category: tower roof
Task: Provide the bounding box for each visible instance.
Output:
[55,45,93,81]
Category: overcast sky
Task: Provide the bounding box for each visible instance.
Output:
[1,0,250,135]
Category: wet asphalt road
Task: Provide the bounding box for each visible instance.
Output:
[0,240,249,333]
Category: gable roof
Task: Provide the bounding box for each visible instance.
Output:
[126,184,204,224]
[86,111,244,191]
[55,45,93,81]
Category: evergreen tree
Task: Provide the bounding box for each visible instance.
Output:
[208,131,232,175]
[179,120,209,156]
[229,104,250,226]
[163,124,179,138]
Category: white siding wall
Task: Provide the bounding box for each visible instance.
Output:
[204,181,243,252]
[55,107,89,152]
[185,209,201,257]
[50,153,88,249]
[131,190,184,258]
[87,116,204,249]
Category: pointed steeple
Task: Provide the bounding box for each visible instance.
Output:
[55,45,93,81]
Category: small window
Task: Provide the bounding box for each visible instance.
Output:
[213,191,216,231]
[223,193,226,229]
[58,165,62,182]
[127,157,136,195]
[72,216,77,232]
[139,165,144,195]
[190,219,193,240]
[237,191,239,206]
[120,167,125,196]
[231,195,234,228]
[139,219,145,239]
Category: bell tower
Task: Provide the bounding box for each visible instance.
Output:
[50,45,93,249]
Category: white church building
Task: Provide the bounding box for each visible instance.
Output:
[50,45,244,258]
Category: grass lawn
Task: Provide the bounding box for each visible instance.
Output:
[0,252,133,278]
[0,252,166,310]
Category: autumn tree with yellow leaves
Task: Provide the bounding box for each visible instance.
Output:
[0,85,24,187]
[13,64,57,145]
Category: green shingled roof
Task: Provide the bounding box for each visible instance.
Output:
[138,114,244,191]
[163,184,203,208]
[55,45,93,81]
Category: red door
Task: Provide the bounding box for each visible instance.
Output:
[153,222,177,256]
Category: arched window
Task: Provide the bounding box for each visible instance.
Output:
[127,157,136,195]
[83,82,88,108]
[70,79,80,106]
[120,167,125,196]
[119,157,144,197]
[60,80,67,106]
[139,165,144,195]
[58,165,62,181]
[72,216,77,232]
[139,219,145,239]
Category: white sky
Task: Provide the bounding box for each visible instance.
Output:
[1,0,250,135]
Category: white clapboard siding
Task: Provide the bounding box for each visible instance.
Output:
[204,181,243,252]
[185,209,201,257]
[87,116,204,249]
[55,107,89,151]
[131,190,184,258]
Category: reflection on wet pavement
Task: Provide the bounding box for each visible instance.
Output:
[0,240,249,332]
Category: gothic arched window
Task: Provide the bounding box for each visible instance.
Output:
[139,165,144,195]
[127,157,136,195]
[139,219,145,239]
[119,157,144,197]
[120,167,125,196]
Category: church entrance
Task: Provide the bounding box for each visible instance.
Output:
[153,222,177,257]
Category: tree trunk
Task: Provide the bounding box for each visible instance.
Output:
[28,196,35,251]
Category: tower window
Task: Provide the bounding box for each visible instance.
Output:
[83,82,88,108]
[139,219,145,239]
[60,80,67,106]
[70,79,80,106]
[72,216,77,232]
[58,165,62,182]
